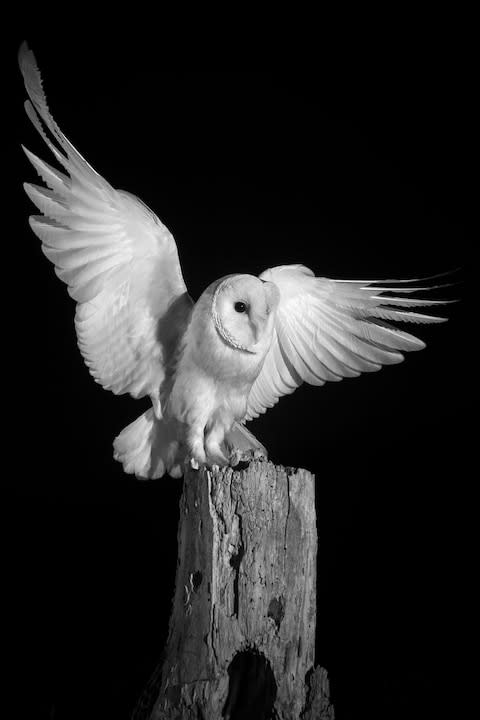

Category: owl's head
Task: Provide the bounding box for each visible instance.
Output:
[211,274,280,353]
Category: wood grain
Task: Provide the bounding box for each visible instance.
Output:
[134,460,334,719]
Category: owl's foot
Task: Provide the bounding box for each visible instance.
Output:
[189,454,227,471]
[206,445,229,468]
[204,425,230,467]
[224,423,268,465]
[188,436,207,470]
[228,448,242,467]
[228,445,267,468]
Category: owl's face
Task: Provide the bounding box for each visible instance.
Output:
[212,274,280,353]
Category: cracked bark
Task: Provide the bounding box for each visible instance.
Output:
[133,461,334,720]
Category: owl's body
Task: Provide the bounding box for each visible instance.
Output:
[114,275,279,477]
[19,44,452,479]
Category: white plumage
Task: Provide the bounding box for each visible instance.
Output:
[19,44,452,479]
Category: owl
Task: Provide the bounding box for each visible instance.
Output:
[19,44,451,479]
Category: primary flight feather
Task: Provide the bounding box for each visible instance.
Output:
[19,43,451,479]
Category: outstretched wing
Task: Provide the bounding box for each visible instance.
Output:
[19,43,192,410]
[245,264,452,420]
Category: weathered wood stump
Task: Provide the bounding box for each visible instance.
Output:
[133,461,334,720]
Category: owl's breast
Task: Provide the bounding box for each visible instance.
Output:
[164,301,273,429]
[166,339,266,427]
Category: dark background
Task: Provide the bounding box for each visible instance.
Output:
[5,30,471,720]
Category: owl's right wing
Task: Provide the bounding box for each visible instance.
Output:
[19,43,193,412]
[245,264,453,420]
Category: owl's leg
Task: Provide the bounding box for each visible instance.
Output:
[165,439,187,479]
[186,427,207,469]
[204,423,229,467]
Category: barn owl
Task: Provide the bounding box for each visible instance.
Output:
[19,44,451,479]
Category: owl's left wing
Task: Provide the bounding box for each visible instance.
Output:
[19,43,192,409]
[245,264,451,420]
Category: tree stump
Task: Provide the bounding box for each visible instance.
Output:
[133,460,334,720]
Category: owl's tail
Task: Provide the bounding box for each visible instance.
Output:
[113,412,268,480]
[113,410,184,480]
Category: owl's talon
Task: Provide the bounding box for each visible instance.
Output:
[229,449,241,467]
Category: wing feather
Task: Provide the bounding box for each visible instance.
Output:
[245,264,452,420]
[20,43,192,406]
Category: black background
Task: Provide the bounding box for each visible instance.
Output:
[5,28,472,720]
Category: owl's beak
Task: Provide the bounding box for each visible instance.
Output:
[249,318,262,345]
[248,281,279,346]
[250,307,273,344]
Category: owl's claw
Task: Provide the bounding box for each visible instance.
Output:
[229,449,241,467]
[227,445,267,468]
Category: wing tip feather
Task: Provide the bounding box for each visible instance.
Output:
[18,41,34,71]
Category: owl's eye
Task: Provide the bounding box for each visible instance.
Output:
[234,301,247,313]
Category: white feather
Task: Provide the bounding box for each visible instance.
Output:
[20,44,453,479]
[19,42,192,408]
[245,265,451,420]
